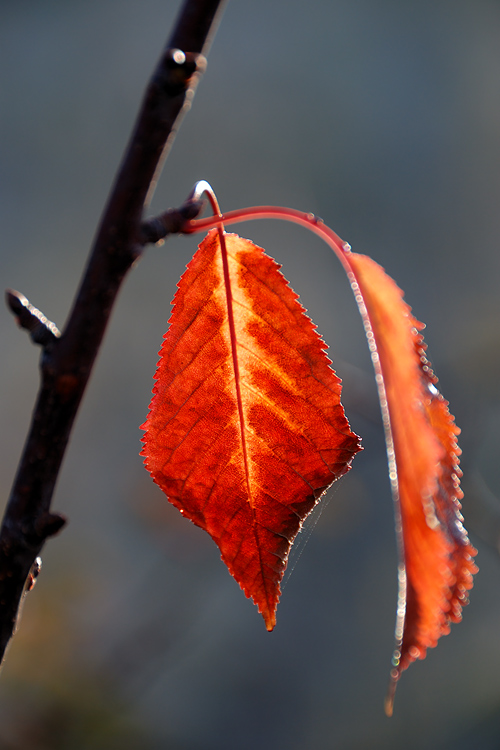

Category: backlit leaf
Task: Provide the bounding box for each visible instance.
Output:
[346,252,477,714]
[142,229,361,629]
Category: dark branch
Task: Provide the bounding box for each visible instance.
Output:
[0,0,226,665]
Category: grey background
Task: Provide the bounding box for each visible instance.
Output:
[1,1,500,748]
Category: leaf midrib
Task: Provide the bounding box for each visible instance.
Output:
[219,231,253,506]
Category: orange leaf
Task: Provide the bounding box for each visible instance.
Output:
[141,229,361,629]
[346,252,477,714]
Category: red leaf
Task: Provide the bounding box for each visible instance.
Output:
[141,229,361,629]
[346,252,477,714]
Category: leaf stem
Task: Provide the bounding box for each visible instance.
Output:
[183,202,354,273]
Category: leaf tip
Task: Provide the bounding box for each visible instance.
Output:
[262,607,276,632]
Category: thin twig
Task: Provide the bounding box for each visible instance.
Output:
[5,290,61,347]
[0,0,226,665]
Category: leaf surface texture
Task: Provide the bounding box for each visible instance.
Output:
[142,229,361,629]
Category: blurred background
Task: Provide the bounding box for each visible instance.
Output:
[1,0,500,747]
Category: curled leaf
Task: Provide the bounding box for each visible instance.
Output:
[346,252,477,715]
[142,229,361,629]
